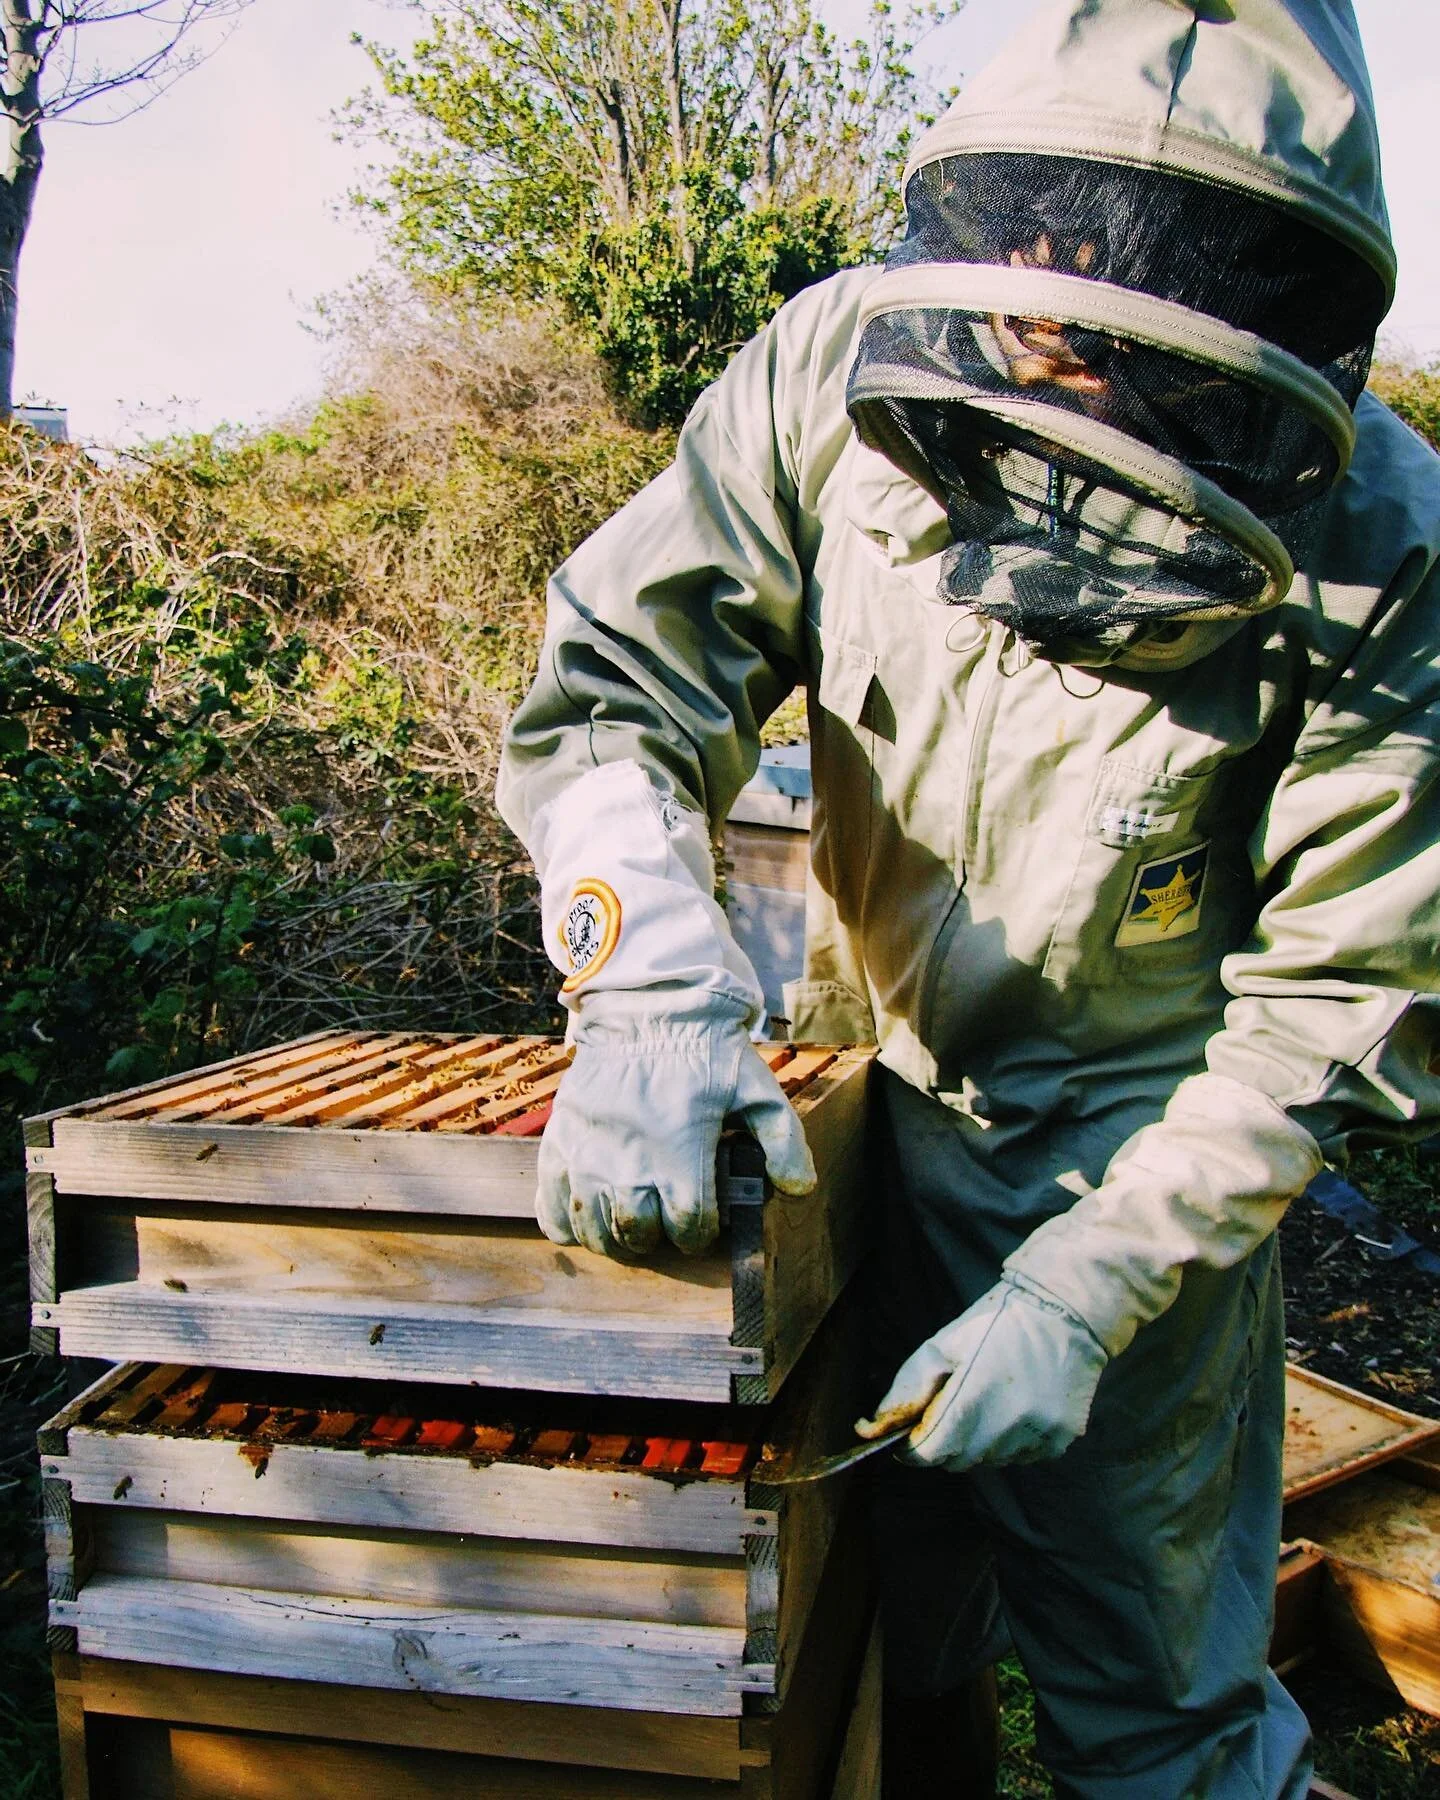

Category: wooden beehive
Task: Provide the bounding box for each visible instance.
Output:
[1282,1364,1440,1504]
[1267,1369,1440,1700]
[51,1610,880,1800]
[1283,1433,1440,1719]
[27,1032,872,1404]
[40,1334,877,1800]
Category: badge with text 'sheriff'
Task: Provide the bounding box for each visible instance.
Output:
[558,878,622,992]
[1114,843,1209,948]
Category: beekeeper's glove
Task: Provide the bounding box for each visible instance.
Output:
[857,1073,1321,1470]
[531,759,815,1258]
[855,1276,1108,1469]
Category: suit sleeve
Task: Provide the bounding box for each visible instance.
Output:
[495,287,851,847]
[1006,557,1440,1357]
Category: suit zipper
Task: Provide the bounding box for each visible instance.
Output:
[957,623,1009,882]
[916,622,1010,1048]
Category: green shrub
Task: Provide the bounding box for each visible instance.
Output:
[0,305,669,1121]
[1370,358,1440,451]
[344,2,958,421]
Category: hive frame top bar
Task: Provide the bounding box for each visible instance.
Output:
[31,1030,846,1136]
[25,1033,868,1222]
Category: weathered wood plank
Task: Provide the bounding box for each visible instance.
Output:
[44,1476,79,1655]
[724,821,811,895]
[769,1297,868,1696]
[55,1575,773,1713]
[96,1718,746,1799]
[750,1492,873,1800]
[76,1658,744,1781]
[26,1116,58,1356]
[828,1610,882,1800]
[91,1508,747,1628]
[1283,1364,1440,1503]
[48,1428,773,1553]
[36,1119,545,1211]
[50,1652,92,1800]
[76,1208,733,1322]
[761,1049,872,1400]
[1317,1556,1440,1717]
[1284,1459,1440,1717]
[39,1285,755,1399]
[1269,1543,1326,1676]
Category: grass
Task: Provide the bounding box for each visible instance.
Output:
[1351,1142,1440,1239]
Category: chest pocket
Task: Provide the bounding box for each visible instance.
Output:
[805,626,880,904]
[1042,758,1245,992]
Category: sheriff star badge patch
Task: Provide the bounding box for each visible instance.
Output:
[1114,843,1209,948]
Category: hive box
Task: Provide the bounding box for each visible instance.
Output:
[1284,1435,1440,1718]
[39,1338,876,1799]
[26,1033,873,1404]
[1281,1364,1440,1503]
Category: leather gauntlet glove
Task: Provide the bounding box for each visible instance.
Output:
[537,998,815,1256]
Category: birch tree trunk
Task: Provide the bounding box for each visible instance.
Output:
[0,0,43,417]
[652,0,691,273]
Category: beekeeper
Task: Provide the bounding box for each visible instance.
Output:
[497,0,1440,1792]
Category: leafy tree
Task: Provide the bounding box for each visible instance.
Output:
[0,1,253,415]
[345,0,960,419]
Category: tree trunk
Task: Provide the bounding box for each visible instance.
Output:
[653,0,691,273]
[0,0,44,418]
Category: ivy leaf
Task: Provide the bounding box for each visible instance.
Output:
[295,831,337,864]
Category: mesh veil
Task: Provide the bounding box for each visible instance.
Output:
[847,153,1389,645]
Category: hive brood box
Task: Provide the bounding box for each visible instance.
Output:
[27,1032,872,1404]
[40,1335,877,1799]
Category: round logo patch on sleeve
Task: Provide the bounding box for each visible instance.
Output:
[558,878,622,992]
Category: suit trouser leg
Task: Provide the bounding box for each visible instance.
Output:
[866,1069,1311,1796]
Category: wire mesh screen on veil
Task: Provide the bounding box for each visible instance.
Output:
[846,152,1390,640]
[891,153,1384,399]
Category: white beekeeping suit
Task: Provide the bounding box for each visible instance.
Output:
[499,3,1439,1792]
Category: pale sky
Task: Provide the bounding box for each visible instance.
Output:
[15,0,1440,446]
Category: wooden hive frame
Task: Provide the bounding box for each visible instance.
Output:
[51,1600,881,1800]
[27,1032,873,1404]
[1281,1364,1440,1504]
[1269,1370,1440,1703]
[1282,1435,1440,1719]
